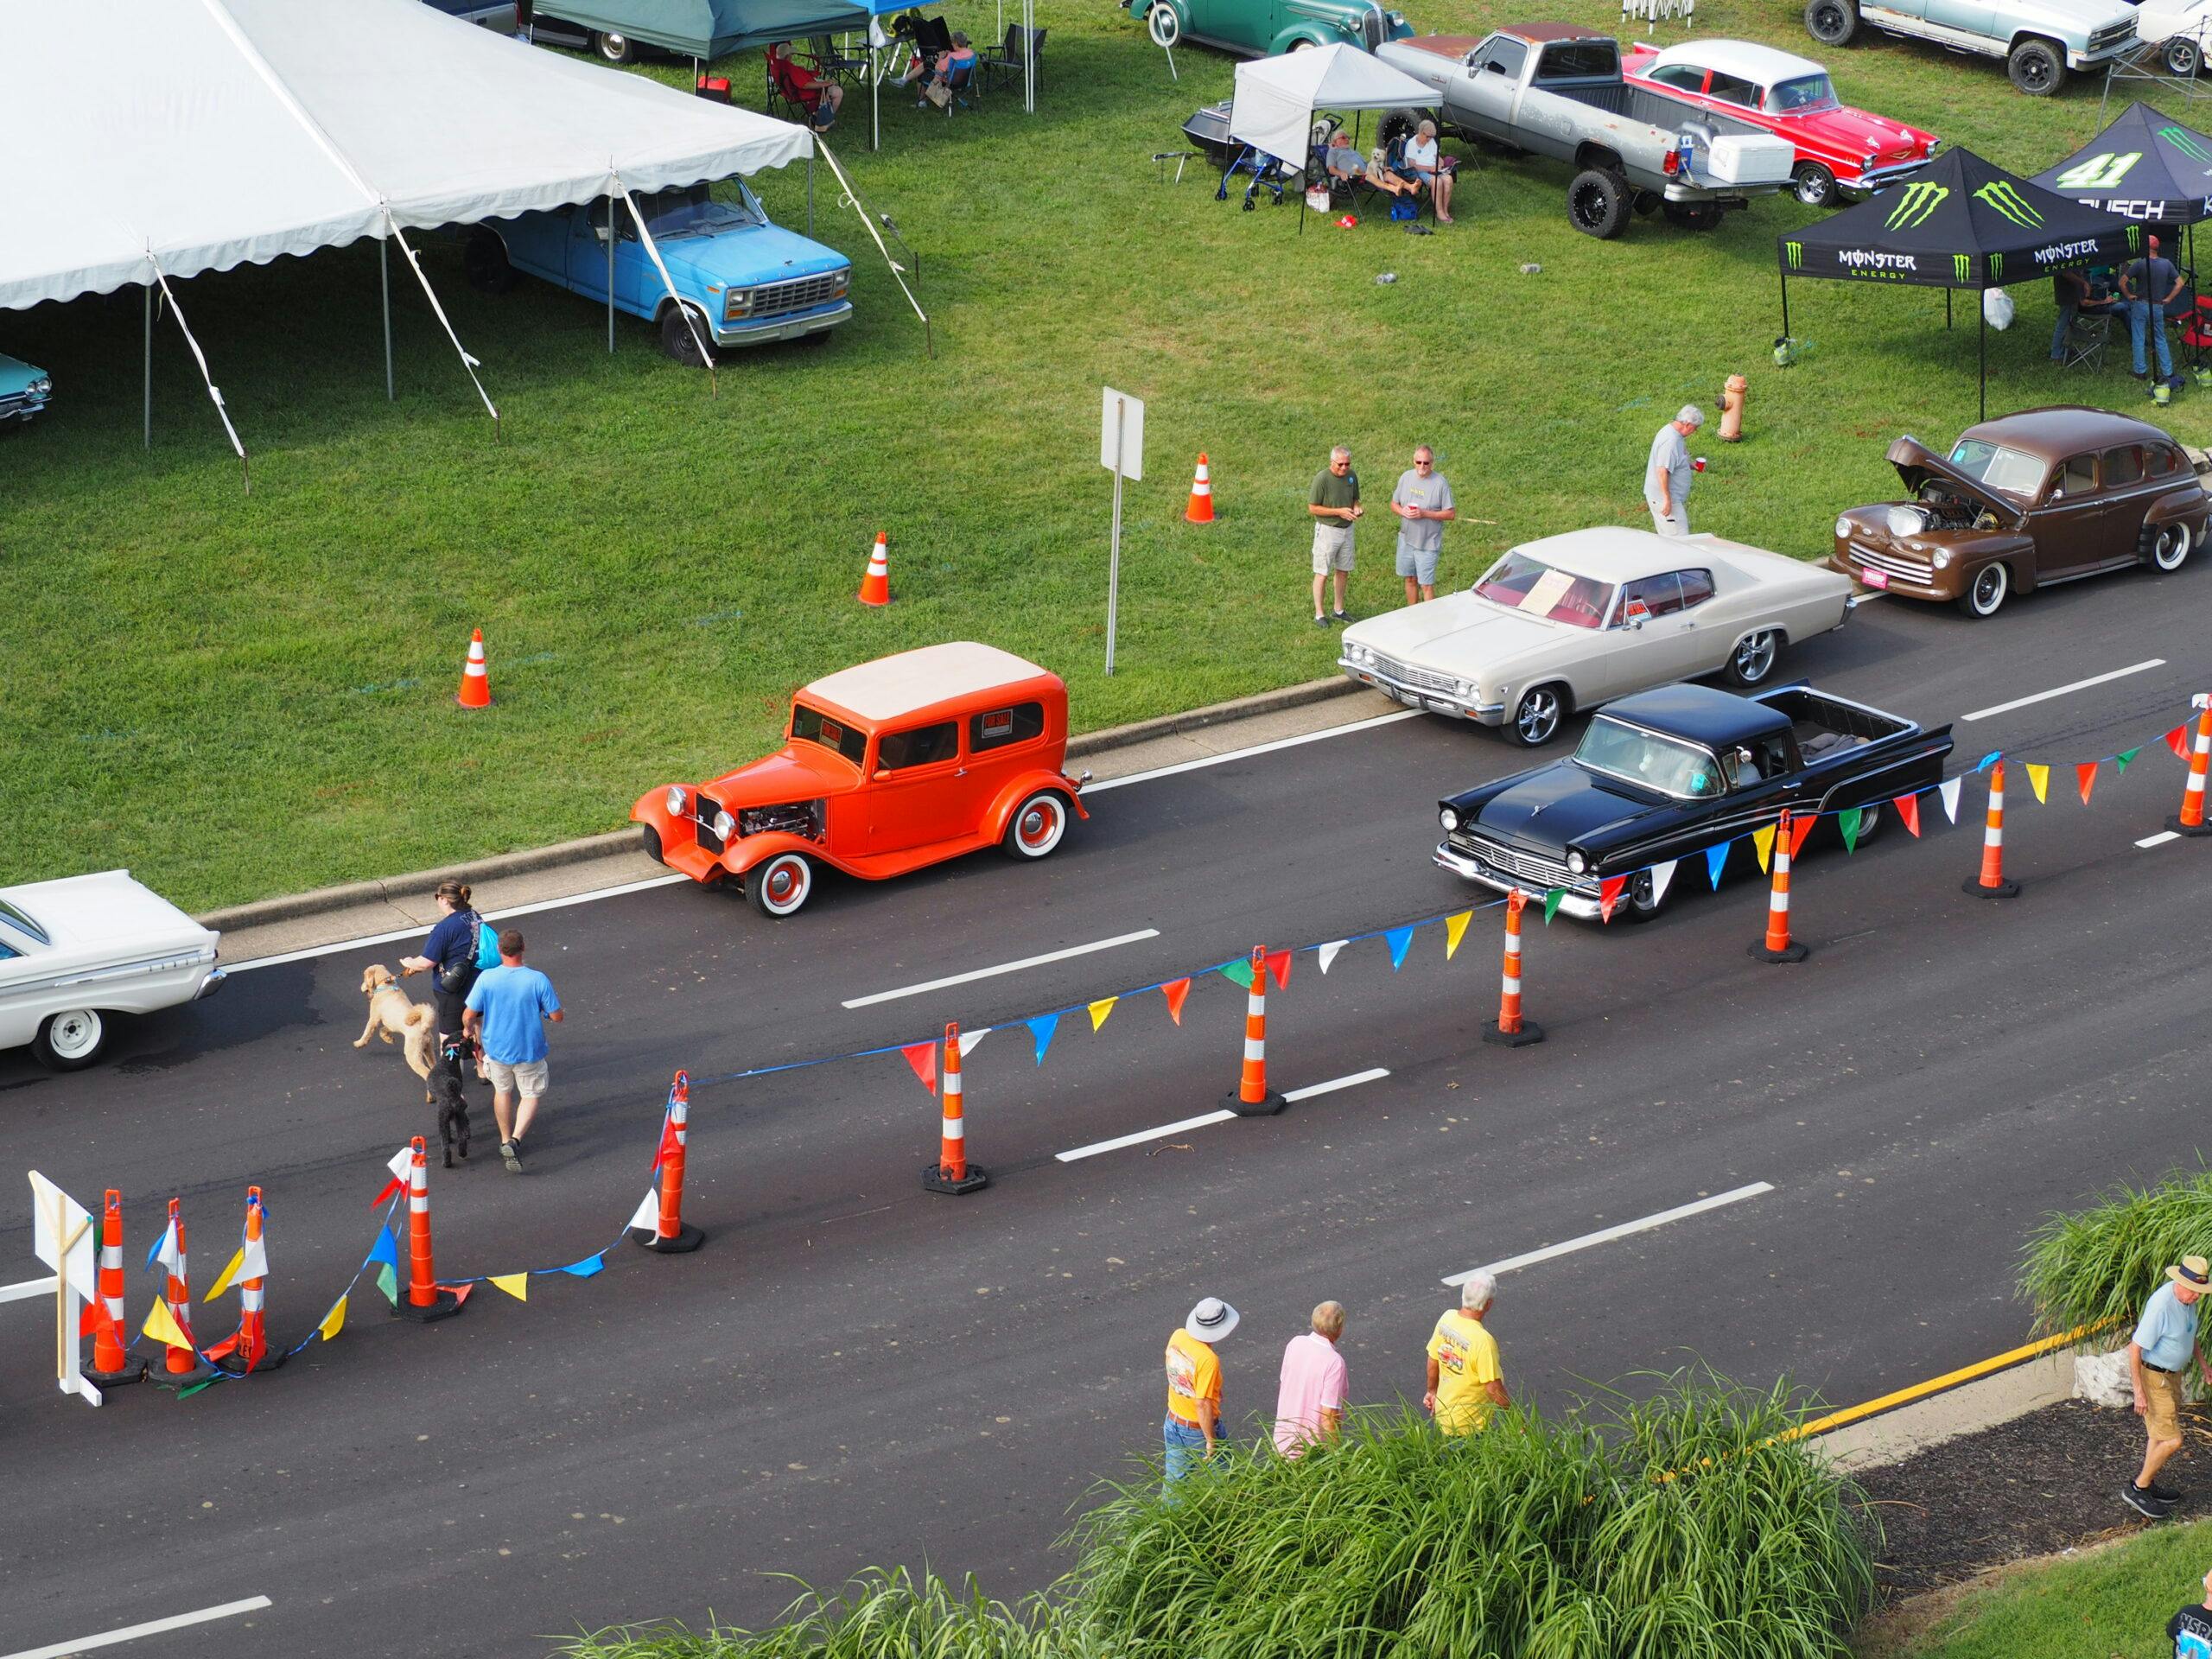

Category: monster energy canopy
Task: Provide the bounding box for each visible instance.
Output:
[2031,102,2212,226]
[1775,146,2139,290]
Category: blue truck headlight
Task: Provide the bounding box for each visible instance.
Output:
[834,268,851,298]
[723,289,755,321]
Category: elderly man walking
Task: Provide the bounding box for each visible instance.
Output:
[1390,445,1456,606]
[1273,1300,1350,1458]
[1425,1271,1510,1436]
[2126,1256,2212,1517]
[1164,1296,1238,1491]
[1309,444,1363,626]
[1645,406,1702,537]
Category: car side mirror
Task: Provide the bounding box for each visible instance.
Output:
[874,768,893,780]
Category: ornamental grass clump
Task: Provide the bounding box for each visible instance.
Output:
[2018,1161,2212,1341]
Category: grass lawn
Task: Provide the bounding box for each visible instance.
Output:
[1861,1520,2212,1658]
[3,0,2198,909]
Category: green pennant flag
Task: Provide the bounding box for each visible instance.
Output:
[178,1376,223,1401]
[1219,957,1255,989]
[1839,806,1861,854]
[374,1262,398,1306]
[1542,888,1565,925]
[2116,747,2141,774]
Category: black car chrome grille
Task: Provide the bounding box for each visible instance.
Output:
[1371,653,1459,696]
[1449,831,1576,890]
[695,793,728,855]
[1847,541,1935,583]
[752,272,844,321]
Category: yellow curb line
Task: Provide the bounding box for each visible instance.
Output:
[1787,1319,2119,1444]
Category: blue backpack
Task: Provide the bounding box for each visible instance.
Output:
[473,914,501,972]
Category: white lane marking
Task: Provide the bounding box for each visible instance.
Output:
[2139,830,2182,849]
[0,1274,58,1306]
[842,929,1161,1010]
[1085,709,1422,793]
[1056,1068,1390,1162]
[225,874,690,972]
[1961,659,2165,721]
[4,1597,274,1659]
[1443,1182,1776,1285]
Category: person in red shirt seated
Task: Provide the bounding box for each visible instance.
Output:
[766,41,843,132]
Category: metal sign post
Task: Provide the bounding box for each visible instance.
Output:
[1101,387,1145,676]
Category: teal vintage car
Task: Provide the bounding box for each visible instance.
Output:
[1134,0,1411,58]
[0,353,51,428]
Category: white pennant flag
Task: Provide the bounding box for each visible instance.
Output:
[387,1145,414,1184]
[1938,778,1962,823]
[626,1188,659,1233]
[1317,940,1347,975]
[238,1232,268,1283]
[152,1218,183,1277]
[1649,860,1677,909]
[957,1027,991,1058]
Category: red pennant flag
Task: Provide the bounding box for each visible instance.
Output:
[1598,874,1626,924]
[1263,949,1292,991]
[2171,724,2192,760]
[1891,792,1921,838]
[369,1177,404,1208]
[1787,814,1816,860]
[435,1282,476,1306]
[2076,761,2098,806]
[1161,977,1191,1026]
[650,1114,681,1173]
[902,1040,937,1093]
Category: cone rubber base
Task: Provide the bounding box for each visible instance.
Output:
[456,693,492,709]
[210,1349,287,1376]
[630,1222,706,1254]
[1483,1020,1545,1048]
[923,1161,988,1195]
[1962,876,2022,899]
[1224,1089,1287,1118]
[152,1360,211,1390]
[2169,816,2212,838]
[85,1357,147,1387]
[1749,939,1809,963]
[392,1289,467,1322]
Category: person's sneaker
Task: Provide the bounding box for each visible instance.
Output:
[2123,1481,2175,1517]
[2151,1479,2188,1503]
[1313,614,1331,627]
[1331,610,1352,624]
[2133,368,2150,379]
[500,1141,522,1173]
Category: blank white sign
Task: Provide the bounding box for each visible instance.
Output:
[1101,387,1144,481]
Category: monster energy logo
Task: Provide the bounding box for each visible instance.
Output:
[1954,252,1972,283]
[1974,181,2044,228]
[1785,239,1803,270]
[2128,223,2145,251]
[1885,181,1949,229]
[2161,125,2212,165]
[1989,251,2004,281]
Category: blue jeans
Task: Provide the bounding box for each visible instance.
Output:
[1163,1416,1223,1493]
[2130,299,2173,378]
[2050,302,2077,360]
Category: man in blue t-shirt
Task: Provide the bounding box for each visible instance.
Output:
[464,930,563,1174]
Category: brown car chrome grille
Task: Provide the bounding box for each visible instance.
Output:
[1450,831,1575,890]
[1372,653,1459,695]
[752,272,844,321]
[1847,541,1935,583]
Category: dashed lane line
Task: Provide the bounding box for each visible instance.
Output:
[1444,1182,1777,1286]
[1056,1067,1391,1163]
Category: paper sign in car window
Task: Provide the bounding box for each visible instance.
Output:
[1517,568,1576,616]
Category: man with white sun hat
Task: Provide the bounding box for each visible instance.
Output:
[1163,1296,1239,1490]
[2126,1255,2212,1519]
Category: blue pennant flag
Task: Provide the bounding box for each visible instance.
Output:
[1027,1014,1058,1065]
[1975,750,2002,772]
[560,1254,605,1280]
[1384,925,1414,970]
[365,1226,398,1269]
[1705,841,1730,889]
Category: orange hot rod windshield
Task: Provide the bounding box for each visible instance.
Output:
[791,702,868,764]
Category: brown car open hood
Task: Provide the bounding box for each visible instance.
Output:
[1885,436,2028,529]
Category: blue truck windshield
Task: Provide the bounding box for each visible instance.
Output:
[636,184,764,239]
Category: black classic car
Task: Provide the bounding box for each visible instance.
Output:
[1435,683,1953,922]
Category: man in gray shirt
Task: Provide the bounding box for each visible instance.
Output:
[1389,446,1457,604]
[2122,235,2187,385]
[1645,406,1702,537]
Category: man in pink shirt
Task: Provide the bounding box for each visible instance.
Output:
[1273,1300,1350,1457]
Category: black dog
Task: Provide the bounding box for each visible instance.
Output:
[434,1033,475,1169]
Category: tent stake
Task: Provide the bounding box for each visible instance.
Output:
[381,235,395,401]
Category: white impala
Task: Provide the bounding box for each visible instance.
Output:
[0,872,224,1070]
[1338,527,1855,745]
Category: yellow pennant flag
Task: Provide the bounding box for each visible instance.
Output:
[1443,910,1473,960]
[317,1294,347,1343]
[488,1273,529,1303]
[1751,823,1777,874]
[141,1298,192,1351]
[2025,762,2050,804]
[202,1246,247,1303]
[1087,996,1117,1033]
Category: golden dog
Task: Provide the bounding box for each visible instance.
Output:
[354,963,436,1092]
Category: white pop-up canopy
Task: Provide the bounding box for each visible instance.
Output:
[1227,43,1438,168]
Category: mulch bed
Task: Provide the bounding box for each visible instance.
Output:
[1853,1397,2212,1598]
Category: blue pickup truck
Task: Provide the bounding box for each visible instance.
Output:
[463,180,852,364]
[1,353,51,427]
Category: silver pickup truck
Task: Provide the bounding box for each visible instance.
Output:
[1375,24,1797,238]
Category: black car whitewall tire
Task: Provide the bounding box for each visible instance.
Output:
[1003,791,1070,859]
[33,1009,106,1071]
[1146,3,1179,48]
[1506,684,1566,747]
[596,30,636,62]
[1616,868,1663,925]
[1567,168,1631,239]
[1957,561,2010,619]
[1793,162,1840,207]
[2145,519,2193,572]
[747,853,813,918]
[2006,38,2063,95]
[1724,628,1782,687]
[1804,0,1859,44]
[1853,802,1884,845]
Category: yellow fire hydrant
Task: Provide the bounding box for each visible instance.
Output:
[1718,373,1747,442]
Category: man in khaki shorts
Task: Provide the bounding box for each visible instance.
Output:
[2125,1255,2212,1517]
[463,929,564,1174]
[1309,444,1362,626]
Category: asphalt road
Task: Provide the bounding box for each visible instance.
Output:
[3,569,2209,1657]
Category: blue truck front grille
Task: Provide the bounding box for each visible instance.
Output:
[752,272,845,320]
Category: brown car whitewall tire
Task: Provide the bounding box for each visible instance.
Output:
[2144,519,2193,573]
[1955,562,2010,619]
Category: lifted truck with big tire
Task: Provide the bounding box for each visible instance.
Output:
[1802,0,2135,96]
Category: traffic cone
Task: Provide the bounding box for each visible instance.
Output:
[857,532,891,607]
[2171,696,2212,837]
[207,1187,286,1374]
[1750,810,1810,962]
[1223,947,1287,1116]
[1185,454,1215,524]
[150,1197,207,1387]
[393,1138,466,1322]
[455,628,492,709]
[923,1021,988,1194]
[1482,890,1544,1046]
[82,1189,145,1388]
[1963,762,2022,897]
[631,1071,706,1252]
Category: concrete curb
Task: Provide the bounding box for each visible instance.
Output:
[195,677,1364,934]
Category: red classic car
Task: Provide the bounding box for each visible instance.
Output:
[1620,39,1936,207]
[632,642,1089,917]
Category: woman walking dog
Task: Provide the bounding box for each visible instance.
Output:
[401,880,491,1059]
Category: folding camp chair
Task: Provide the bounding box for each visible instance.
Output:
[2059,308,2114,372]
[977,25,1045,93]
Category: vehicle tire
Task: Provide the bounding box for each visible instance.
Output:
[2168,37,2200,77]
[1722,628,1783,687]
[659,305,710,367]
[462,229,517,295]
[595,30,636,62]
[1955,561,2010,619]
[1567,168,1630,239]
[2143,518,2193,573]
[1287,35,1313,50]
[639,824,665,866]
[746,853,813,918]
[1615,867,1665,925]
[1662,200,1724,232]
[1379,109,1419,149]
[1504,683,1567,747]
[1804,0,1859,45]
[1145,3,1179,48]
[2006,38,2063,96]
[32,1009,106,1071]
[1002,791,1071,859]
[1793,162,1840,207]
[1852,802,1884,845]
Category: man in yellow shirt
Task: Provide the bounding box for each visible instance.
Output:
[1424,1270,1510,1435]
[1164,1296,1238,1490]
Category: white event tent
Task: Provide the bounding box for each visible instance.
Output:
[1,0,911,480]
[1227,43,1436,169]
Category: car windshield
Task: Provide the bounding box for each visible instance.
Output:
[0,898,49,945]
[1769,73,1838,111]
[1574,715,1726,798]
[635,182,764,239]
[1947,439,2044,497]
[1473,550,1614,629]
[790,702,868,764]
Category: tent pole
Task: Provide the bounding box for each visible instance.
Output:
[871,47,880,151]
[1780,273,1789,340]
[381,235,395,402]
[1025,0,1034,114]
[1945,287,1952,330]
[1978,288,1986,422]
[607,191,617,354]
[143,282,152,452]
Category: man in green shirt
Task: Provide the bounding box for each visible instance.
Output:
[1309,445,1362,626]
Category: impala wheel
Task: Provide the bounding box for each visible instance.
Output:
[1725,628,1781,686]
[2146,519,2192,573]
[1956,562,2009,619]
[1506,684,1565,747]
[1003,791,1069,859]
[33,1008,106,1071]
[1792,162,1839,207]
[747,853,813,918]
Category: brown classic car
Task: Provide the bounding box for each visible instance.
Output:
[1828,407,2210,619]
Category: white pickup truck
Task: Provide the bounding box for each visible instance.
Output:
[1376,24,1797,238]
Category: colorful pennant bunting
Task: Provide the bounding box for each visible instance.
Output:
[1027,1014,1058,1065]
[318,1294,347,1342]
[1751,823,1776,873]
[1598,875,1625,925]
[2024,762,2050,804]
[1893,793,1921,838]
[365,1227,398,1271]
[1975,751,2002,772]
[374,1263,398,1306]
[957,1027,991,1058]
[1384,926,1414,969]
[1263,949,1293,990]
[142,1297,192,1351]
[901,1040,938,1093]
[437,1283,475,1307]
[1542,887,1565,924]
[1788,814,1815,860]
[202,1246,246,1304]
[1316,940,1345,975]
[146,1218,181,1275]
[1649,860,1677,908]
[2076,762,2098,806]
[372,1143,412,1206]
[1161,978,1191,1025]
[2170,724,2192,760]
[1705,842,1729,888]
[2117,746,2141,774]
[1443,910,1473,960]
[1938,777,1962,823]
[560,1254,605,1279]
[651,1115,681,1173]
[626,1188,658,1233]
[1087,996,1117,1033]
[488,1273,529,1302]
[1839,807,1861,855]
[1220,957,1255,989]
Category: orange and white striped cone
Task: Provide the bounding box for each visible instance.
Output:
[1482,890,1545,1047]
[82,1189,146,1388]
[393,1138,466,1322]
[455,627,492,709]
[632,1070,706,1252]
[1223,947,1287,1116]
[1185,453,1215,524]
[1963,762,2022,898]
[208,1187,286,1375]
[856,531,891,607]
[2171,696,2212,837]
[923,1021,988,1194]
[152,1197,207,1387]
[1751,810,1811,962]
